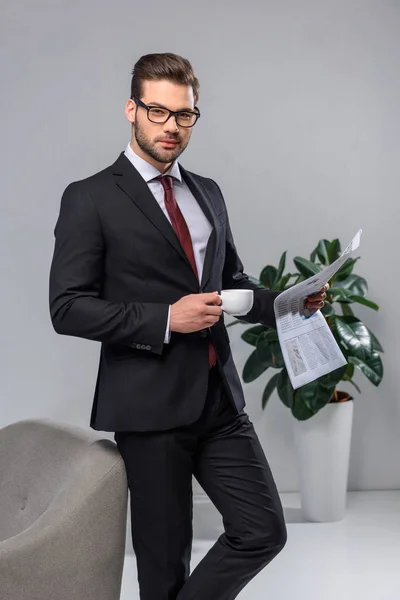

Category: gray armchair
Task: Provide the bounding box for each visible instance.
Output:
[0,419,128,600]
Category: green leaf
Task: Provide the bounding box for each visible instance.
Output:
[339,274,368,297]
[276,273,292,291]
[256,337,284,368]
[294,274,306,285]
[334,316,373,361]
[265,328,279,341]
[241,325,267,346]
[349,354,383,386]
[260,265,278,289]
[276,369,294,408]
[366,327,384,353]
[349,295,379,311]
[256,328,279,344]
[291,381,334,420]
[342,362,355,381]
[329,289,377,311]
[319,365,348,389]
[262,373,280,409]
[320,302,335,317]
[276,251,287,283]
[293,257,322,279]
[242,350,271,383]
[314,239,330,265]
[327,239,341,262]
[270,341,285,368]
[310,248,317,262]
[291,392,316,420]
[341,303,354,317]
[256,336,273,361]
[329,287,353,303]
[308,383,336,411]
[334,257,359,282]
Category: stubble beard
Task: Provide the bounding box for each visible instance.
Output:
[134,120,190,164]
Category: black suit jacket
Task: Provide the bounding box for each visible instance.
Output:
[49,152,279,432]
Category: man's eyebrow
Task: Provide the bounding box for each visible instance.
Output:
[147,101,195,112]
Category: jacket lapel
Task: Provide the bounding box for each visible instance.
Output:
[112,153,195,276]
[179,166,221,289]
[112,152,220,289]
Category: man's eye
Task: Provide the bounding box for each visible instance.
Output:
[179,113,192,120]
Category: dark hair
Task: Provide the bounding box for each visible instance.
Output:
[130,53,200,104]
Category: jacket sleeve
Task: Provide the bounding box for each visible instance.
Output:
[49,182,169,355]
[210,179,280,329]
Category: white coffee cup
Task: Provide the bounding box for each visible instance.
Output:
[217,289,254,315]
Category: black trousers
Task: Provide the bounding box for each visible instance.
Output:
[114,365,287,600]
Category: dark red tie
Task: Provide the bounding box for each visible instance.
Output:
[157,175,217,368]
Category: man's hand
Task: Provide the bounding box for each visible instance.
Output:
[304,283,329,314]
[170,292,223,334]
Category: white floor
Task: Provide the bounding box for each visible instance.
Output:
[120,491,400,600]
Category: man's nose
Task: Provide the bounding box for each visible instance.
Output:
[163,115,179,133]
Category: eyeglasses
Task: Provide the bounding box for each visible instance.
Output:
[132,96,201,128]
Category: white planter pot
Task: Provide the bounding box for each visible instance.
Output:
[293,398,354,522]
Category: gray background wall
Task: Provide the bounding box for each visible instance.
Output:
[1,0,399,497]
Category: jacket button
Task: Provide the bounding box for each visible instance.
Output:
[146,345,151,350]
[199,329,208,338]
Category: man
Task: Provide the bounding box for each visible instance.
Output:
[49,52,327,600]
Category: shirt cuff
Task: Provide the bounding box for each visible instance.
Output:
[164,305,171,343]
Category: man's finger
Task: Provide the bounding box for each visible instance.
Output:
[203,292,221,303]
[307,292,326,301]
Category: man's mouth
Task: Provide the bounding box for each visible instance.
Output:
[159,139,179,146]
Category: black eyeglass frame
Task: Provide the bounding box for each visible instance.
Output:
[132,96,201,128]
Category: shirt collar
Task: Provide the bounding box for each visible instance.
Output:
[124,142,182,184]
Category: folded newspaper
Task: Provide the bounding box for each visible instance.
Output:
[273,230,362,389]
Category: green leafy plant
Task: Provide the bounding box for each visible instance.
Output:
[227,237,384,420]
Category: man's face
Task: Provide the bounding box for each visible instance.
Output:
[125,79,196,170]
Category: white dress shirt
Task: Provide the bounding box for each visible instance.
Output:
[124,143,213,343]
